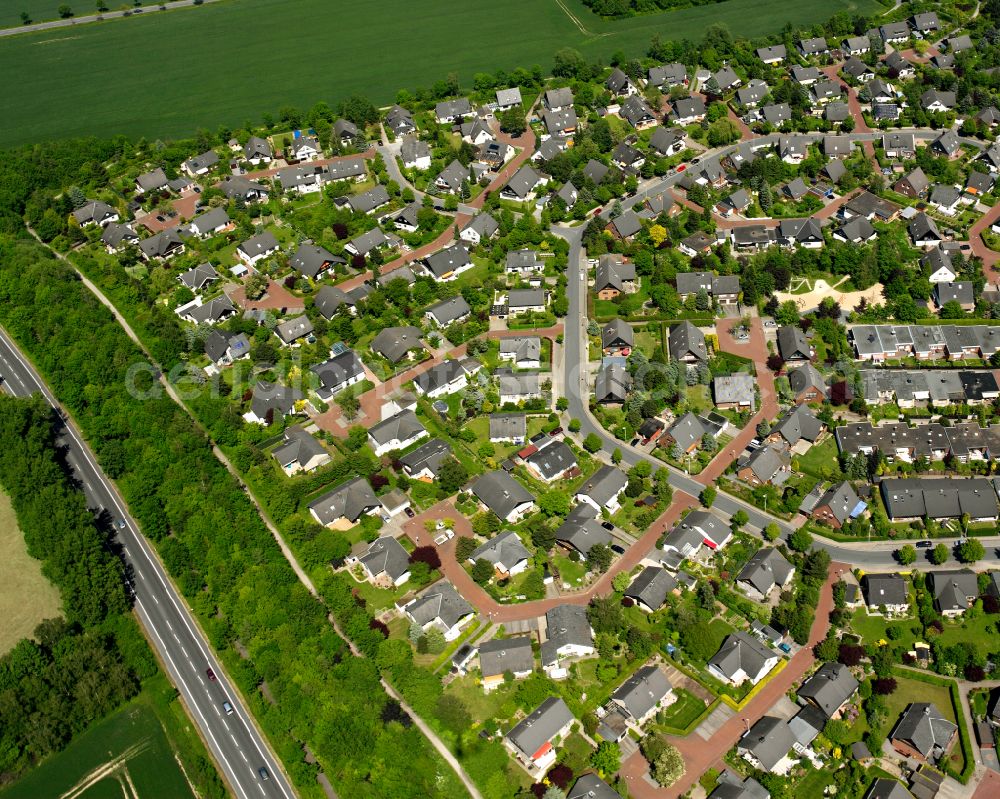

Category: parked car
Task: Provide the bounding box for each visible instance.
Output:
[916,540,933,549]
[630,438,640,446]
[549,427,563,437]
[404,507,415,518]
[779,643,792,653]
[611,544,626,555]
[601,522,614,531]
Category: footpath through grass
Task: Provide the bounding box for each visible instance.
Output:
[0,679,197,799]
[0,488,61,655]
[0,0,882,146]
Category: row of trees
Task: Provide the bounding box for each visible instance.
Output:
[0,397,159,779]
[0,240,463,799]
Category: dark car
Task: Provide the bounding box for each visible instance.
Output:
[404,507,415,518]
[549,427,563,437]
[916,540,933,549]
[258,767,270,781]
[601,522,614,531]
[630,438,640,446]
[611,544,626,555]
[206,667,216,681]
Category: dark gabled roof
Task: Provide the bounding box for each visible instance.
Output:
[799,662,859,717]
[472,471,535,519]
[371,326,424,363]
[407,580,474,628]
[479,636,534,679]
[525,439,578,481]
[862,573,908,607]
[555,513,611,556]
[738,547,794,595]
[426,295,471,326]
[271,424,326,472]
[358,536,410,581]
[238,231,279,259]
[576,465,628,506]
[771,405,824,445]
[178,262,219,290]
[275,314,314,344]
[669,321,708,361]
[543,604,593,661]
[425,243,471,279]
[139,228,185,259]
[625,568,677,610]
[865,779,915,799]
[470,530,530,569]
[777,325,811,360]
[308,477,379,525]
[928,569,979,613]
[186,294,236,325]
[399,437,452,477]
[291,243,343,279]
[595,362,631,403]
[502,165,544,199]
[311,350,365,392]
[601,318,634,349]
[313,285,355,319]
[815,481,864,525]
[620,95,655,127]
[739,716,796,770]
[612,664,673,721]
[709,631,773,681]
[506,696,574,760]
[367,409,426,448]
[891,703,958,759]
[568,774,621,799]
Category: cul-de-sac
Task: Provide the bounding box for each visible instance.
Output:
[10,3,1000,799]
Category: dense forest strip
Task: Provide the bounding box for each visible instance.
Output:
[0,395,224,799]
[0,237,466,799]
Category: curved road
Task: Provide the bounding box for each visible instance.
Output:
[0,329,295,799]
[554,220,1000,572]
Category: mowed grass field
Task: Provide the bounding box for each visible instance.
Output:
[0,0,882,146]
[0,692,196,799]
[0,489,61,655]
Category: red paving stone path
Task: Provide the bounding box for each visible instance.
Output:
[696,317,777,485]
[619,561,846,799]
[968,202,1000,283]
[972,768,1000,798]
[226,279,305,312]
[310,325,564,435]
[400,492,698,623]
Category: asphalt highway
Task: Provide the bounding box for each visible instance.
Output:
[0,328,295,799]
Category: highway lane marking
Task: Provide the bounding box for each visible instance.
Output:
[0,330,292,799]
[135,597,252,799]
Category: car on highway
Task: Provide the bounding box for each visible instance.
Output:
[916,540,933,548]
[223,700,234,715]
[258,767,270,781]
[206,667,216,681]
[117,519,126,530]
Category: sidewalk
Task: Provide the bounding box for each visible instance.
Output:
[401,491,697,624]
[619,561,845,798]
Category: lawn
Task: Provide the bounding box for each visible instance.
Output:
[0,0,882,146]
[0,489,62,655]
[1,0,96,28]
[851,607,920,650]
[795,437,843,481]
[0,689,196,799]
[657,688,707,732]
[934,613,1000,662]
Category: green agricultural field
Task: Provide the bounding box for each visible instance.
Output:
[0,691,196,799]
[0,488,62,655]
[0,0,882,146]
